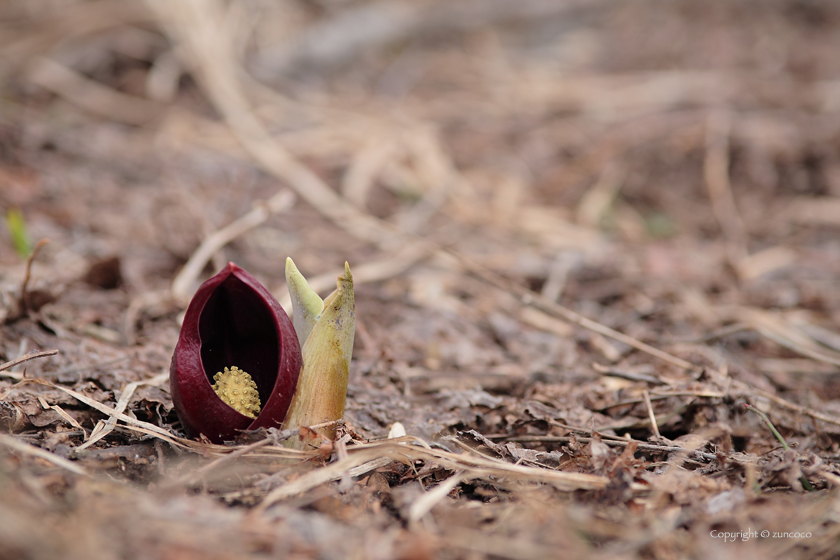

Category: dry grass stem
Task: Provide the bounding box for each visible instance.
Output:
[145,0,395,248]
[258,438,611,513]
[0,433,87,476]
[642,390,661,439]
[0,349,59,376]
[28,57,163,125]
[455,252,698,371]
[77,373,168,450]
[170,190,296,302]
[408,470,466,524]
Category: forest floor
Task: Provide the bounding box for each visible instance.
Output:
[1,1,840,559]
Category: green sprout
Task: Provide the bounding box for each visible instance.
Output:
[744,403,813,491]
[5,209,32,258]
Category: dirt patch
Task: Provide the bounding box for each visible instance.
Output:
[1,1,840,558]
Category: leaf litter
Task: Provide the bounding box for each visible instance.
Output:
[1,0,840,558]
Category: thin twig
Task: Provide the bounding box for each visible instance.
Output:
[0,349,59,376]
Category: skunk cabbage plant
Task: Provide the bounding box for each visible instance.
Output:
[283,258,355,444]
[169,260,354,445]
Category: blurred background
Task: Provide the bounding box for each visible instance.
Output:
[2,0,839,298]
[1,1,840,558]
[2,0,839,385]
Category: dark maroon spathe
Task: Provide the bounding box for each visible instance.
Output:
[169,263,302,443]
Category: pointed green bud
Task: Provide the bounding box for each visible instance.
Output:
[285,257,324,348]
[284,262,355,446]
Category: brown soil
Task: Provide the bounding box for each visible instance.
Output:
[1,1,840,558]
